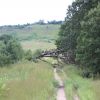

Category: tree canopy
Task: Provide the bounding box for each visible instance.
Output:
[56,0,100,74]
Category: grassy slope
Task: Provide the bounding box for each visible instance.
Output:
[0,61,55,100]
[20,24,59,51]
[0,24,60,51]
[60,64,100,100]
[21,40,56,51]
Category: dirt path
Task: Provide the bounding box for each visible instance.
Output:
[73,94,80,100]
[54,68,67,100]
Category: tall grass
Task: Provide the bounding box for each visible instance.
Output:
[92,80,100,100]
[61,64,96,100]
[0,61,55,100]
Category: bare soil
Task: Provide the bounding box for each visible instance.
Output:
[54,68,67,100]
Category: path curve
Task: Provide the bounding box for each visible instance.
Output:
[54,68,67,100]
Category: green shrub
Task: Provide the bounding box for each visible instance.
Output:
[32,49,42,62]
[24,49,33,61]
[0,34,24,66]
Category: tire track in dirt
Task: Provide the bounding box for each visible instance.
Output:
[54,68,67,100]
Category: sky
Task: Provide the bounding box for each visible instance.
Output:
[0,0,74,25]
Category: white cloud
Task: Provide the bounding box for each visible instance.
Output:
[0,0,73,25]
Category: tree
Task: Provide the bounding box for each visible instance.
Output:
[56,0,99,63]
[76,2,100,73]
[56,0,100,76]
[56,0,86,62]
[6,39,23,63]
[0,42,11,66]
[47,20,63,24]
[0,35,24,66]
[35,20,45,25]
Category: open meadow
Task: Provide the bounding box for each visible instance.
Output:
[0,61,55,100]
[21,40,56,51]
[0,24,59,51]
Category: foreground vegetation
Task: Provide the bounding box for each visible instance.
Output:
[58,64,100,100]
[0,61,55,100]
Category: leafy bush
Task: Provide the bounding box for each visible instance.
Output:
[32,49,42,62]
[33,49,42,58]
[24,49,33,61]
[0,35,24,66]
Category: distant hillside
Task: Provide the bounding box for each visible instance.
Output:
[0,24,60,51]
[0,24,60,42]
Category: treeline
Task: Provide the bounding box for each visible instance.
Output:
[0,23,30,30]
[35,20,63,25]
[0,21,61,32]
[0,20,62,30]
[56,0,100,76]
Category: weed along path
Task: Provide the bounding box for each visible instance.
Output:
[54,68,67,100]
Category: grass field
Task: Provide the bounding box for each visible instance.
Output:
[19,24,59,50]
[0,24,60,41]
[0,61,55,100]
[0,24,59,50]
[92,80,100,100]
[59,64,100,100]
[16,24,59,42]
[21,40,56,51]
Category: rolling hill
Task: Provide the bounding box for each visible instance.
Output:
[0,24,60,51]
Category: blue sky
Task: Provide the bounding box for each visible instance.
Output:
[0,0,74,25]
